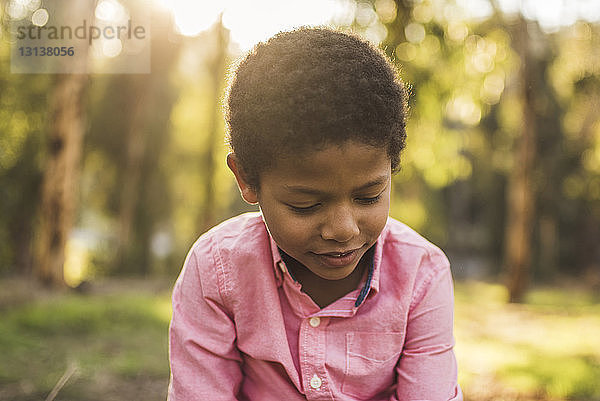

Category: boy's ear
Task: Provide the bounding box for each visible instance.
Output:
[227,153,259,204]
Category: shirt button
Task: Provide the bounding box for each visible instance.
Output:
[309,317,320,328]
[310,374,322,389]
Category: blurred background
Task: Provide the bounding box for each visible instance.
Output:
[1,0,599,400]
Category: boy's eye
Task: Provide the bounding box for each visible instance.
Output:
[287,194,382,213]
[357,193,382,205]
[287,203,320,214]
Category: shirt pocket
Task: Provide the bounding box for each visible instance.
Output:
[341,331,404,399]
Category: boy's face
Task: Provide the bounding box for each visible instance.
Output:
[229,142,391,281]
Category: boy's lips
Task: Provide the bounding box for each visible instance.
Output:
[312,246,363,267]
[320,250,355,257]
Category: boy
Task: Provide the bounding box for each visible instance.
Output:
[168,27,462,400]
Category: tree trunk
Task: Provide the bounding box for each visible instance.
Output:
[114,76,152,274]
[35,73,88,287]
[504,17,537,303]
[538,214,558,279]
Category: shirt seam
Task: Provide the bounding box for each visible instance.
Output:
[408,249,449,311]
[205,233,233,312]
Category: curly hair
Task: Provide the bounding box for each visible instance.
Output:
[225,27,407,189]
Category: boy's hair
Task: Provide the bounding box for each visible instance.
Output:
[225,27,408,189]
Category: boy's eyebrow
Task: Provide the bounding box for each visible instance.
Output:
[283,175,389,195]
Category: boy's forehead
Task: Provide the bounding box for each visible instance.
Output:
[282,174,389,195]
[262,141,391,185]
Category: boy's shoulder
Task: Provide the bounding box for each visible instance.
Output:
[190,211,267,253]
[381,217,451,289]
[206,211,264,233]
[198,211,264,239]
[382,216,447,259]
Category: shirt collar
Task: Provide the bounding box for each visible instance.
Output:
[268,233,286,286]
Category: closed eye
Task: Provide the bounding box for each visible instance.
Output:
[356,193,382,205]
[287,203,320,214]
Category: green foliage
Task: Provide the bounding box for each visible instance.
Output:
[351,0,519,253]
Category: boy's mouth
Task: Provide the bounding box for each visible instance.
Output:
[321,250,355,257]
[313,247,363,267]
[316,244,364,257]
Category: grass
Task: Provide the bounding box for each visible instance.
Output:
[0,278,599,400]
[455,281,600,401]
[0,279,172,401]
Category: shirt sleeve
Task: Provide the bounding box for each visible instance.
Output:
[390,250,463,401]
[168,238,243,401]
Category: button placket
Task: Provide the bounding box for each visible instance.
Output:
[299,315,334,399]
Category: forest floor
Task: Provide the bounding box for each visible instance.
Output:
[0,277,599,401]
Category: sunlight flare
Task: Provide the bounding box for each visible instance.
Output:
[154,0,356,50]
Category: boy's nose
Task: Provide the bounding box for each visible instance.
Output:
[320,206,360,242]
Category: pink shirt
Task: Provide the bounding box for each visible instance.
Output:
[168,212,462,400]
